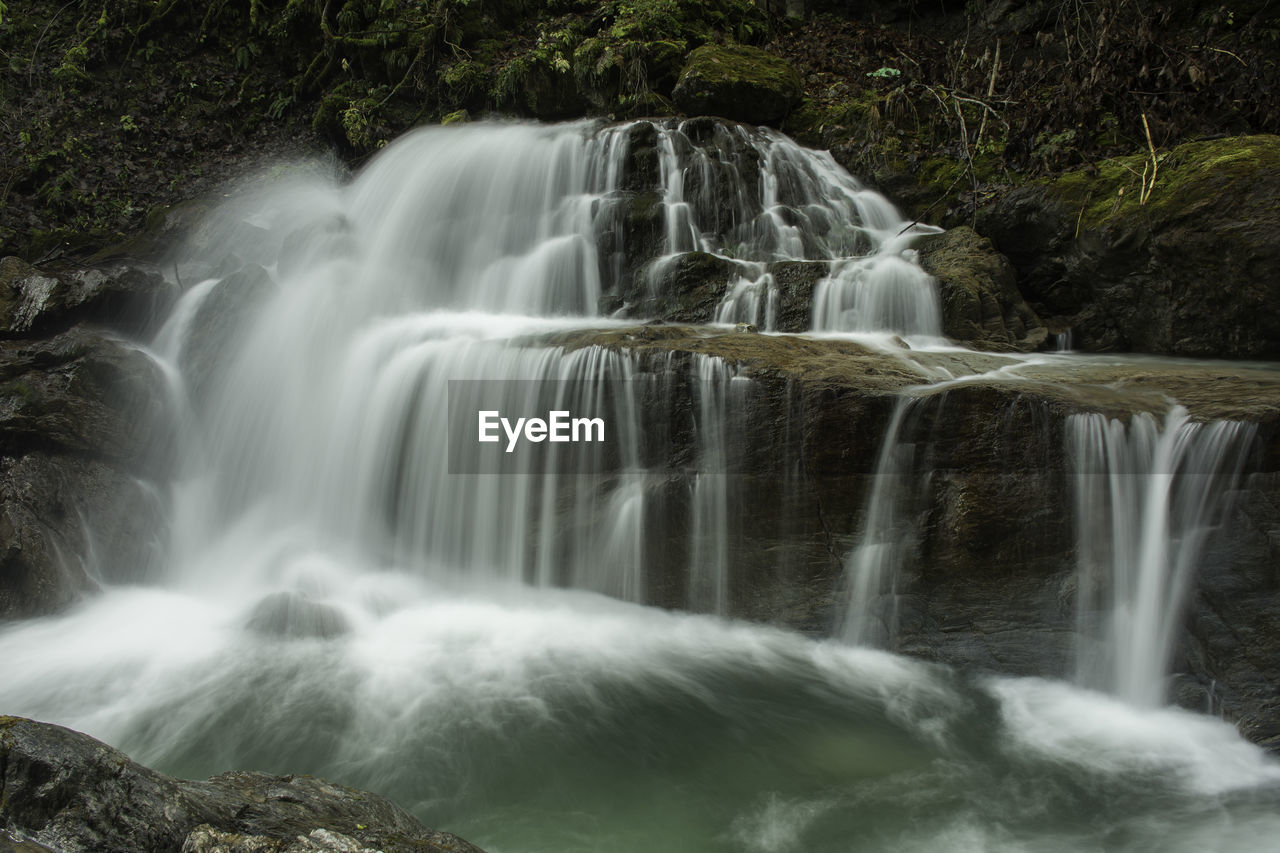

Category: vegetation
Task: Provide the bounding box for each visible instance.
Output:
[0,0,1275,258]
[775,0,1280,221]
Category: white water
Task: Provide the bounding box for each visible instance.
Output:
[1069,406,1256,706]
[837,397,925,646]
[1,120,1278,852]
[641,119,940,333]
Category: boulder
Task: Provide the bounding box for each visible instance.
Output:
[915,226,1048,352]
[0,325,170,618]
[977,134,1280,359]
[0,452,165,618]
[0,327,170,466]
[672,44,802,124]
[0,717,487,853]
[0,256,175,340]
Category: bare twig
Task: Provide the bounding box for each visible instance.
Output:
[1139,112,1158,204]
[975,38,1000,150]
[1195,45,1247,66]
[953,98,978,228]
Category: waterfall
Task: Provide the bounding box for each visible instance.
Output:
[640,119,940,333]
[149,117,942,611]
[811,254,941,336]
[837,397,924,646]
[4,117,1279,853]
[1069,406,1255,706]
[686,354,750,615]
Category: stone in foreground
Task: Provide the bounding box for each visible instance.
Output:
[0,717,486,853]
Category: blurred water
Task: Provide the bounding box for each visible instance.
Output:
[0,120,1276,852]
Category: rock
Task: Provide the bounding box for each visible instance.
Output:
[766,260,827,332]
[0,452,165,618]
[245,591,351,640]
[0,326,170,466]
[672,44,802,124]
[539,325,1280,741]
[0,256,175,340]
[1,829,57,852]
[179,264,274,410]
[0,717,488,853]
[977,134,1280,359]
[89,199,218,266]
[0,324,170,618]
[915,226,1048,352]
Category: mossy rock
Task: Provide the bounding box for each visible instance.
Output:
[977,134,1280,359]
[671,44,802,124]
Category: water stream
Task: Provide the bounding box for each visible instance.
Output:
[1,119,1277,852]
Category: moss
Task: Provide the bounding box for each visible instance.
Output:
[441,108,471,125]
[1044,134,1280,230]
[677,43,801,96]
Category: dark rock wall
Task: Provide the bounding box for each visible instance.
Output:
[0,261,173,618]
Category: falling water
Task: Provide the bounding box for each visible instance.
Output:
[1069,406,1255,706]
[640,119,940,333]
[1,120,1278,853]
[837,397,927,646]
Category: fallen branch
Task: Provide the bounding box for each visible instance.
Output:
[1139,112,1158,205]
[975,38,1000,151]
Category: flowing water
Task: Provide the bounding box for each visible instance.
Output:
[1,119,1278,852]
[1069,407,1256,706]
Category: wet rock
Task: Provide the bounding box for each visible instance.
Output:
[610,251,738,323]
[541,325,1280,742]
[0,256,175,340]
[0,323,170,618]
[179,264,274,410]
[767,259,827,331]
[977,135,1280,359]
[672,45,803,124]
[246,591,351,640]
[0,716,488,853]
[90,199,218,266]
[0,453,164,618]
[0,326,169,466]
[916,226,1048,352]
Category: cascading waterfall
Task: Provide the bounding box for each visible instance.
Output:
[1069,406,1256,706]
[640,119,941,333]
[2,119,1279,853]
[836,396,931,647]
[686,354,750,615]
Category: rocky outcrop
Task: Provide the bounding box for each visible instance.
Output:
[916,226,1048,352]
[977,134,1280,359]
[0,257,175,340]
[0,716,486,853]
[672,44,803,123]
[542,325,1280,745]
[0,259,173,619]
